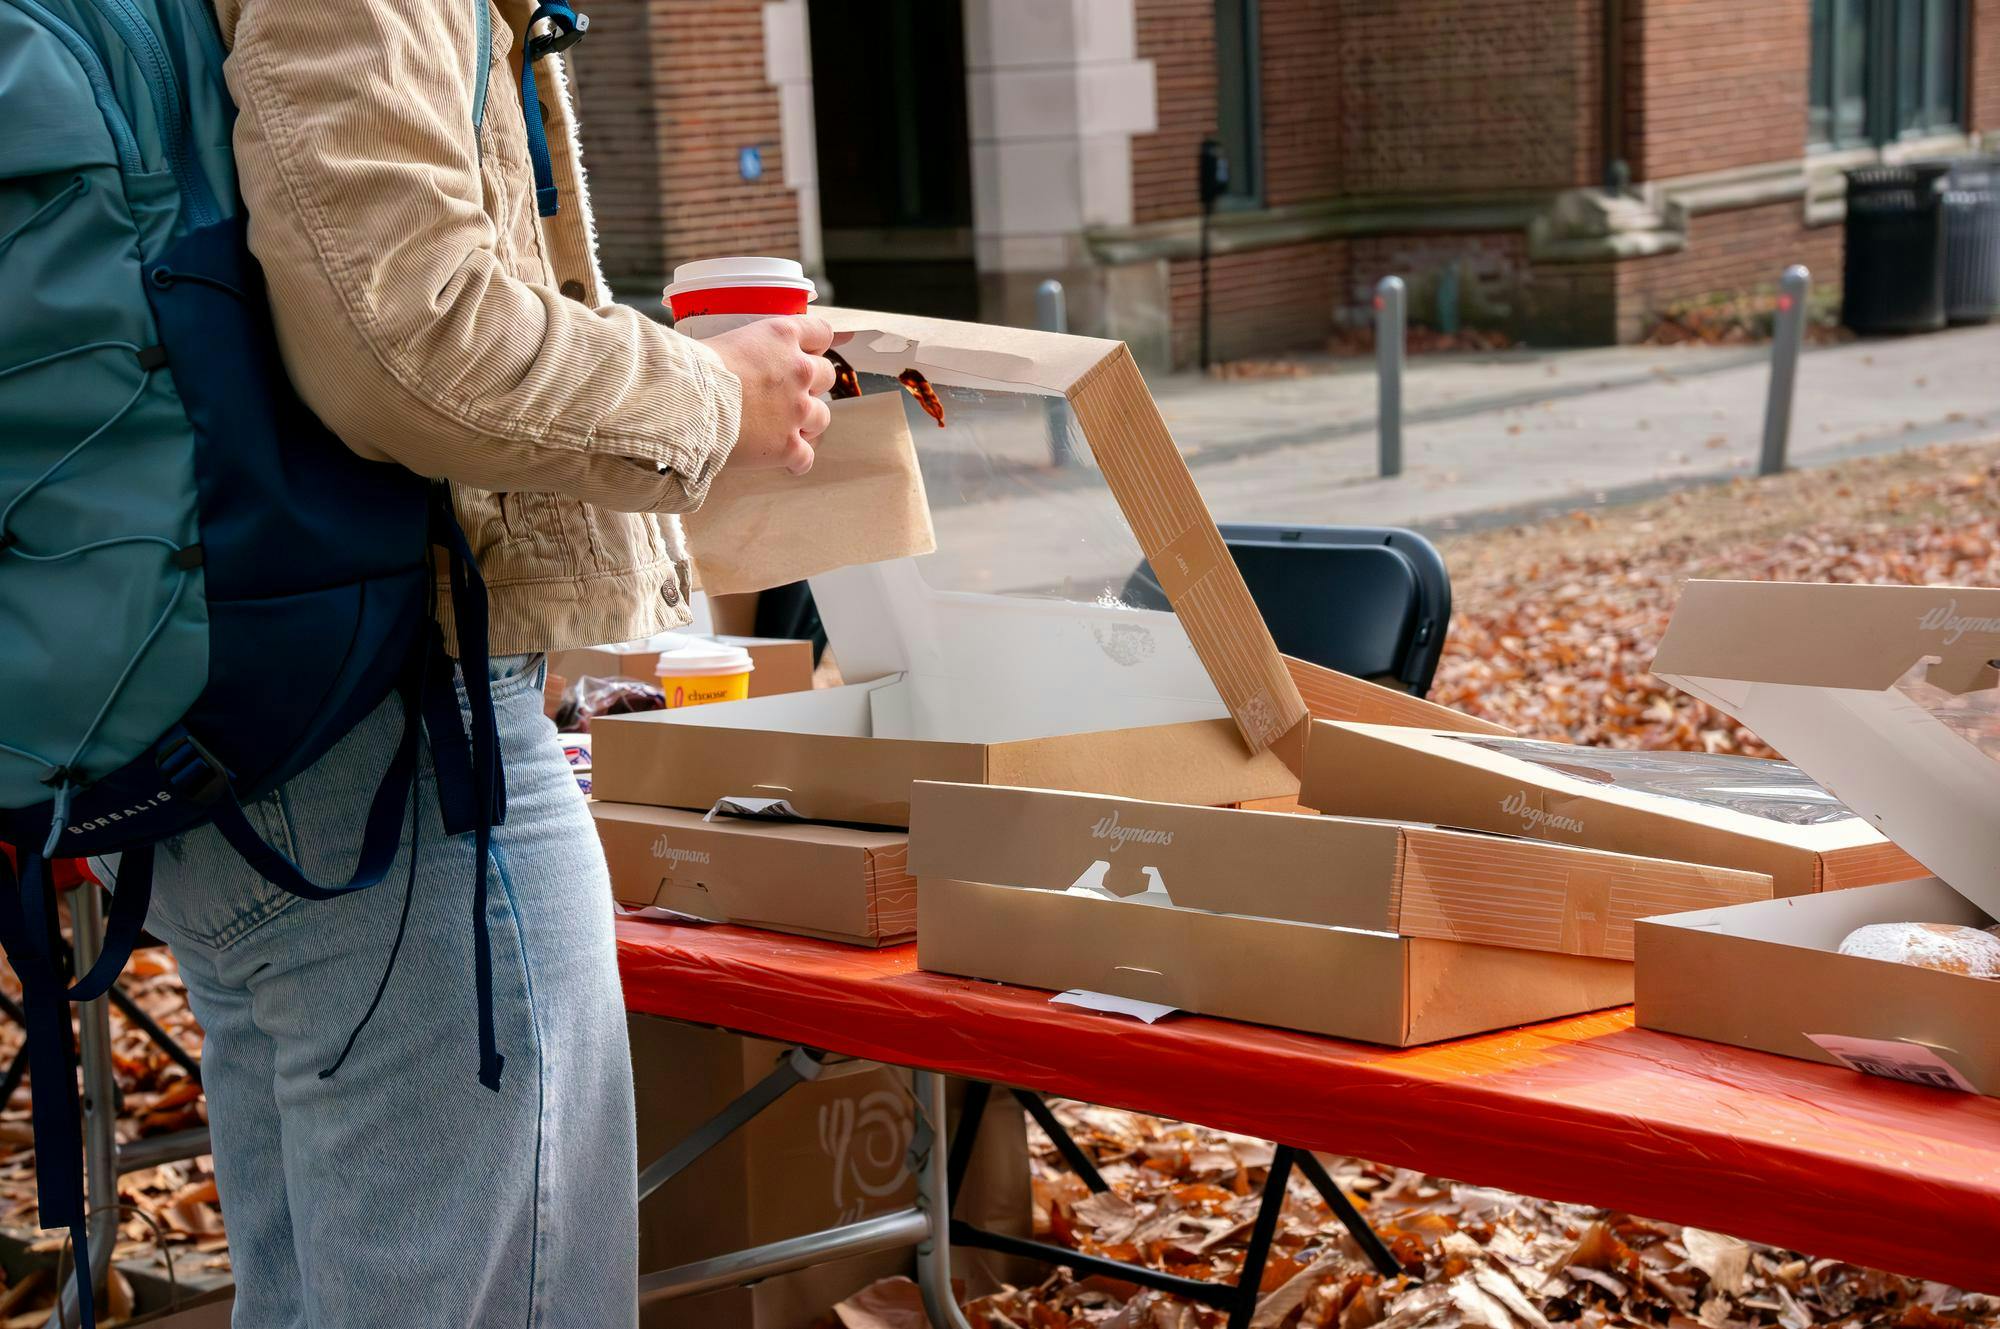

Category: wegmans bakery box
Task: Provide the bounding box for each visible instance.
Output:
[591,309,1312,827]
[1301,723,1920,898]
[1638,581,2000,1096]
[590,656,1490,944]
[912,782,1772,1045]
[594,803,914,946]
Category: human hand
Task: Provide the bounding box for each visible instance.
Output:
[705,315,837,475]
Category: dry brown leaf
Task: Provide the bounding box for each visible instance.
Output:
[1450,1274,1521,1329]
[834,1276,933,1329]
[1775,1284,1814,1329]
[1252,1252,1349,1328]
[1074,1190,1141,1243]
[1682,1229,1751,1297]
[1475,1265,1552,1329]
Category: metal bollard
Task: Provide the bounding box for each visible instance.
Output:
[1760,265,1811,477]
[1037,278,1075,467]
[1375,276,1406,478]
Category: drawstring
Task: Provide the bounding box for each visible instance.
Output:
[147,265,248,302]
[519,4,588,217]
[0,341,177,855]
[41,781,74,859]
[319,777,423,1080]
[0,176,87,259]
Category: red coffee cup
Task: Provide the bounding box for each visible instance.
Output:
[663,257,818,338]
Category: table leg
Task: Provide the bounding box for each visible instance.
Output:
[1294,1149,1405,1277]
[1010,1089,1110,1194]
[1224,1147,1296,1329]
[912,1070,975,1329]
[638,1210,933,1306]
[943,1079,988,1198]
[639,1045,823,1204]
[47,884,118,1329]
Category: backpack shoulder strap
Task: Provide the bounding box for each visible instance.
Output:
[471,0,491,134]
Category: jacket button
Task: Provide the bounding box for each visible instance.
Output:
[661,580,680,605]
[539,100,552,124]
[560,279,587,301]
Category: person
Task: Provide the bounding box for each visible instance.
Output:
[139,2,834,1323]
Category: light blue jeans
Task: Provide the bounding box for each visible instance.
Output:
[147,655,638,1328]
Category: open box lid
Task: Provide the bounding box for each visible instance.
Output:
[805,308,1307,763]
[1652,581,2000,916]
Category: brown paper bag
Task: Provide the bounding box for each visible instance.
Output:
[687,392,933,596]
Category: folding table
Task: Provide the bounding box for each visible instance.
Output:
[621,918,2000,1326]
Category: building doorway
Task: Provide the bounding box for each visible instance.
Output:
[808,0,978,318]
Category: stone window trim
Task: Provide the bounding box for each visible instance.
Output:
[1081,128,1998,271]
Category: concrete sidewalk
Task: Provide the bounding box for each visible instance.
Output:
[1150,324,2000,535]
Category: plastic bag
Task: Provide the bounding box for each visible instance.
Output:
[553,675,665,732]
[1450,735,1856,827]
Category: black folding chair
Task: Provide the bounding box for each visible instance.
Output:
[765,523,1451,696]
[1122,523,1452,697]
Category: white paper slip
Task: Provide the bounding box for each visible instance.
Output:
[1052,990,1180,1024]
[614,904,717,926]
[1807,1034,1978,1093]
[704,795,806,823]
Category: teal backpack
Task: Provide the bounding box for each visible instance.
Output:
[1,1,588,1321]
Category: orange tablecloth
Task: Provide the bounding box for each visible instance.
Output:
[618,919,2000,1292]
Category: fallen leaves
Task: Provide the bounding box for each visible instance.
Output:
[826,1102,2000,1329]
[0,934,224,1322]
[1430,442,2000,749]
[1208,359,1321,381]
[1641,290,1850,347]
[1327,327,1519,357]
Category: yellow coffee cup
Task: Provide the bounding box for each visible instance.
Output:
[655,638,755,709]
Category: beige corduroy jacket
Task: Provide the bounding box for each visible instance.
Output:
[214,0,741,654]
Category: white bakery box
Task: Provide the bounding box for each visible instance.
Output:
[1637,580,2000,1096]
[590,310,1312,828]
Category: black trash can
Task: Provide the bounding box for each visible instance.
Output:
[1842,163,1948,335]
[1943,158,2000,325]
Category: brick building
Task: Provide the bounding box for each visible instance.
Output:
[571,0,2000,368]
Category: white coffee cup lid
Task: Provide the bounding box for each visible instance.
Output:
[656,638,755,677]
[664,257,818,301]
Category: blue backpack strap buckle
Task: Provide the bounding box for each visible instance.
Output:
[525,3,588,59]
[156,730,229,805]
[519,4,587,216]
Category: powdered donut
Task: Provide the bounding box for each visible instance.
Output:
[1837,922,2000,978]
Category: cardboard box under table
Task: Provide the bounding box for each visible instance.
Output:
[591,309,1311,826]
[1302,722,1920,898]
[595,802,915,946]
[912,782,1772,1045]
[631,1017,916,1329]
[1640,580,2000,1095]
